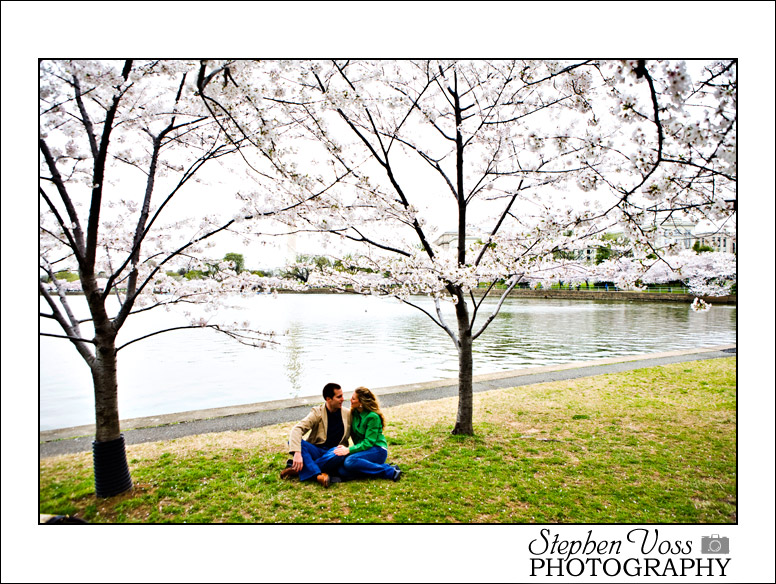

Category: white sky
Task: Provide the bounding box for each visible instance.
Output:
[4,2,775,582]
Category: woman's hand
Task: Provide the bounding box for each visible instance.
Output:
[334,445,350,456]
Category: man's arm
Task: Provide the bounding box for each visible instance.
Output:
[287,407,321,471]
[288,410,316,453]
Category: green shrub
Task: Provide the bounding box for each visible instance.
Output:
[54,270,80,282]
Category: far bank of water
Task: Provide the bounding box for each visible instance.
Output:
[39,294,736,430]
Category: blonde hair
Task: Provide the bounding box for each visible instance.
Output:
[353,386,386,429]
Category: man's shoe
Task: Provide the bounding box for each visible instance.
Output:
[392,467,402,482]
[280,467,298,480]
[316,473,330,488]
[330,476,342,485]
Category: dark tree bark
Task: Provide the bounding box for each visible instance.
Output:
[452,294,474,435]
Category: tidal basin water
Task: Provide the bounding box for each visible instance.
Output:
[39,294,736,430]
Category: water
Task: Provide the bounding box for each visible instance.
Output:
[39,294,736,430]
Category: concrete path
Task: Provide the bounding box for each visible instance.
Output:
[39,345,736,458]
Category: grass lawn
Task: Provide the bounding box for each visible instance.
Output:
[39,357,736,523]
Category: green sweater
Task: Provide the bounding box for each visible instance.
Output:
[349,410,388,453]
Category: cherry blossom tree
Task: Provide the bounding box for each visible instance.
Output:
[209,59,735,436]
[39,60,299,496]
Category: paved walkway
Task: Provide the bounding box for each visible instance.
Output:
[39,345,736,458]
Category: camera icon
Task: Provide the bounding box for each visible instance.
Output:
[701,535,729,554]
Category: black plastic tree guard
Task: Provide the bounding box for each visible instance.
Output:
[92,434,133,498]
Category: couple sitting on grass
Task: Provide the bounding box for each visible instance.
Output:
[280,383,402,487]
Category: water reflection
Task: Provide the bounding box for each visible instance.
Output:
[284,323,304,398]
[39,294,736,430]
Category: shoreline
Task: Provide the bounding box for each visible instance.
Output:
[41,288,737,304]
[39,344,736,456]
[276,288,737,304]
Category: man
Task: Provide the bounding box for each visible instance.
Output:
[280,382,351,487]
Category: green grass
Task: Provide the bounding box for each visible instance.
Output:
[39,358,736,523]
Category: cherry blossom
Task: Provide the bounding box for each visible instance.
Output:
[205,59,736,435]
[39,59,297,495]
[41,59,737,453]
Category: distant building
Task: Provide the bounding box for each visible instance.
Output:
[692,230,736,254]
[569,212,736,264]
[655,215,736,254]
[434,231,483,252]
[654,216,698,251]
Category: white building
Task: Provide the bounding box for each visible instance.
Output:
[655,215,736,254]
[434,231,483,252]
[654,216,698,251]
[690,227,737,254]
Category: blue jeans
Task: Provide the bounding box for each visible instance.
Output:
[298,440,345,482]
[340,447,396,481]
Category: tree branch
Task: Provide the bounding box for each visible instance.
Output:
[472,275,521,341]
[469,280,498,326]
[39,140,86,263]
[116,324,276,352]
[40,332,96,344]
[72,74,99,159]
[38,281,95,365]
[40,262,85,334]
[84,59,133,275]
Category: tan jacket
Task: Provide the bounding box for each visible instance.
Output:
[288,404,351,453]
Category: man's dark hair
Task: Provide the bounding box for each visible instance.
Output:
[322,383,341,400]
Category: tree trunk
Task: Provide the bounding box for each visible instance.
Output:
[450,73,474,436]
[452,298,474,435]
[92,338,121,442]
[90,325,133,497]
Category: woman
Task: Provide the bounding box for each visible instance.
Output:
[333,387,402,482]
